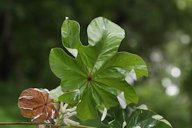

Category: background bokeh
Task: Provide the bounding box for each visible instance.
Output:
[0,0,192,127]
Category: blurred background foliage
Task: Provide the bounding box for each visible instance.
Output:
[0,0,192,127]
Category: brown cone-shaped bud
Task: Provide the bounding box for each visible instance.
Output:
[18,88,58,123]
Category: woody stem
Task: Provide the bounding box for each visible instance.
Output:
[0,122,53,125]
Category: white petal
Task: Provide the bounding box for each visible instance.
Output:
[51,110,56,119]
[125,69,137,85]
[33,88,49,93]
[66,106,77,112]
[64,111,77,118]
[137,104,148,110]
[42,89,49,93]
[117,92,127,109]
[37,124,47,128]
[101,107,107,121]
[133,126,141,128]
[160,119,172,127]
[152,115,163,120]
[66,47,78,57]
[61,103,68,113]
[19,96,33,100]
[32,113,43,122]
[122,121,127,128]
[152,115,172,127]
[18,106,33,110]
[64,118,79,126]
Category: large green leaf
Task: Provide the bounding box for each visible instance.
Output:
[86,17,125,72]
[101,52,148,78]
[49,48,86,91]
[107,105,172,128]
[107,106,128,128]
[92,82,119,108]
[49,17,148,120]
[49,48,86,78]
[76,87,98,120]
[61,18,82,57]
[127,107,172,128]
[95,68,138,105]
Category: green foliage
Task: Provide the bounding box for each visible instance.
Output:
[127,107,172,128]
[1,1,192,127]
[49,17,172,127]
[106,105,172,128]
[50,17,147,120]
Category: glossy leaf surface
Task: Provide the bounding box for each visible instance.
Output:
[49,17,148,120]
[127,108,172,128]
[107,105,172,128]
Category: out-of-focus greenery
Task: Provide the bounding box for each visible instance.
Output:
[0,0,192,128]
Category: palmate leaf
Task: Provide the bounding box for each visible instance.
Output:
[49,17,148,120]
[127,107,172,128]
[108,105,172,128]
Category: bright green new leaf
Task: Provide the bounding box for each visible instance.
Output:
[49,17,148,120]
[61,18,82,57]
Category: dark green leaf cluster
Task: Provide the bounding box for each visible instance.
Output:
[108,106,172,128]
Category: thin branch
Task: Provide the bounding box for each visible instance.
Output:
[59,124,96,128]
[0,122,52,125]
[0,122,96,128]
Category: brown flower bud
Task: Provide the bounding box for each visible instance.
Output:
[18,88,58,123]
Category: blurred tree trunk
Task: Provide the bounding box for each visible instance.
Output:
[0,0,15,81]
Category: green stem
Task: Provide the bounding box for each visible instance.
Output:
[0,122,96,128]
[0,122,52,125]
[59,124,96,128]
